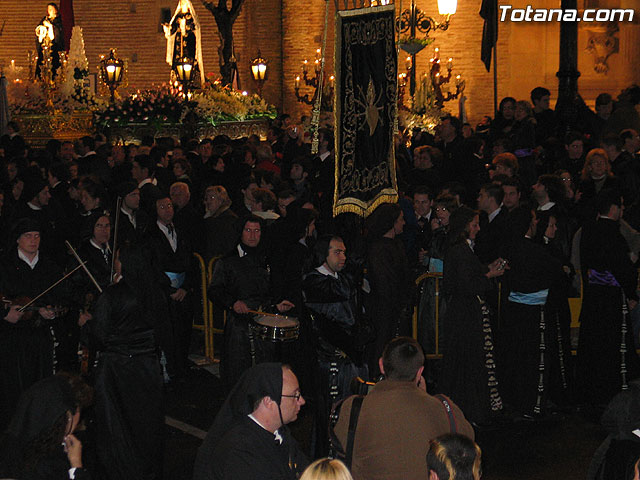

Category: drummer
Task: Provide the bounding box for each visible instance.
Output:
[208,215,295,390]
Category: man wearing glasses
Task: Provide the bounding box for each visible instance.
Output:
[194,363,309,480]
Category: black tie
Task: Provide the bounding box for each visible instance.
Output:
[167,224,174,236]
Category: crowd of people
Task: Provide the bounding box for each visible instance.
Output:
[1,81,640,478]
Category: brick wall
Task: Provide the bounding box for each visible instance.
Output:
[1,0,638,126]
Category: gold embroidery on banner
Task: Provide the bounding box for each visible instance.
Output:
[334,5,398,217]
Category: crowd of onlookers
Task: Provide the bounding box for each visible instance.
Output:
[2,82,640,479]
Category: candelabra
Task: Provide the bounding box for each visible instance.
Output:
[294,48,334,111]
[428,47,464,108]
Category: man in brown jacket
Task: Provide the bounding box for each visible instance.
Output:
[333,337,474,480]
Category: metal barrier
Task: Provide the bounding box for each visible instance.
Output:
[412,270,587,359]
[192,253,224,364]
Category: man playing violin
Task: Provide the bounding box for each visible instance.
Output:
[0,218,66,429]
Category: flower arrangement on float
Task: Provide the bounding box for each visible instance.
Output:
[93,80,275,128]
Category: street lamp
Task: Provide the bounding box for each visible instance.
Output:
[174,57,194,96]
[250,50,267,96]
[397,0,457,98]
[99,49,124,103]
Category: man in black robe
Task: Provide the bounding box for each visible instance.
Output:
[302,235,371,456]
[113,181,151,246]
[208,216,295,389]
[577,189,640,406]
[0,219,63,429]
[193,363,309,480]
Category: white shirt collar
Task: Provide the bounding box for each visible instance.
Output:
[157,220,177,252]
[488,206,502,223]
[90,238,110,252]
[538,201,555,211]
[138,177,157,188]
[121,207,136,227]
[237,244,247,257]
[18,248,39,269]
[316,264,338,279]
[318,150,331,161]
[27,201,42,211]
[248,414,282,444]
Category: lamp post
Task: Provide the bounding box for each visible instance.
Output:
[174,56,194,97]
[250,50,267,96]
[397,0,456,99]
[99,49,124,103]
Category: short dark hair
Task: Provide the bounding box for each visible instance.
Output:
[530,86,550,104]
[413,185,433,199]
[318,128,334,147]
[442,115,461,134]
[80,135,95,151]
[133,154,155,177]
[426,434,482,480]
[620,129,638,144]
[595,93,613,107]
[564,131,585,146]
[537,174,565,203]
[480,183,504,205]
[382,337,424,381]
[501,177,521,192]
[252,188,277,211]
[596,188,622,216]
[49,162,70,183]
[602,133,623,151]
[313,234,343,267]
[149,146,168,164]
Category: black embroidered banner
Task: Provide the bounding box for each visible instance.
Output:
[334,5,398,217]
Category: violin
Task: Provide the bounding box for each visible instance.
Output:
[1,294,68,323]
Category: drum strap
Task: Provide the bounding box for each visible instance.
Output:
[434,394,457,433]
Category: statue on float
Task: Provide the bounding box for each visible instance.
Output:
[163,0,205,86]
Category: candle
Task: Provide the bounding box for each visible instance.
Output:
[447,57,453,70]
[455,74,461,87]
[295,75,300,89]
[434,47,440,60]
[314,59,321,73]
[405,56,412,70]
[315,48,321,61]
[302,60,308,75]
[329,75,335,88]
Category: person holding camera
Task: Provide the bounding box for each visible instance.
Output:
[332,337,473,480]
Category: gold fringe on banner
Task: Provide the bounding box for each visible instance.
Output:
[333,4,398,218]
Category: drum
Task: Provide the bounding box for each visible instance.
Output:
[251,314,299,342]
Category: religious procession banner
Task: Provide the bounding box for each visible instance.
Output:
[334,4,398,217]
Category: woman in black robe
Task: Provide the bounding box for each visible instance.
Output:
[0,375,90,480]
[365,203,412,378]
[501,208,564,417]
[35,3,64,79]
[87,244,164,480]
[532,210,575,406]
[438,206,506,424]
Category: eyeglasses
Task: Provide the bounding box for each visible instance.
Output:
[281,392,302,401]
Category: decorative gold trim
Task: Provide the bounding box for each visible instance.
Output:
[333,5,399,218]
